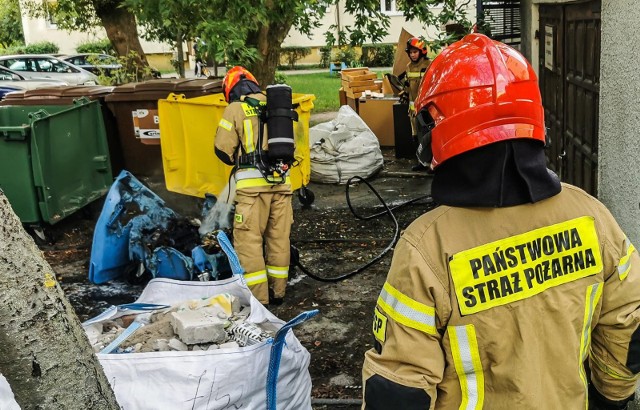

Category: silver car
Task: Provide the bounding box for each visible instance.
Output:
[0,65,69,90]
[0,54,98,85]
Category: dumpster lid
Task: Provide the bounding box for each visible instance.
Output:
[6,86,69,99]
[0,86,114,104]
[59,85,115,97]
[117,79,189,93]
[174,79,223,93]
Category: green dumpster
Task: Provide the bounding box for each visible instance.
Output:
[0,98,112,224]
[0,86,123,174]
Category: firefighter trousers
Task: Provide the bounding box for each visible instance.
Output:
[233,191,293,304]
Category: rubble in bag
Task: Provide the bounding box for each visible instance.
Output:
[86,294,278,353]
[89,170,234,285]
[309,105,384,184]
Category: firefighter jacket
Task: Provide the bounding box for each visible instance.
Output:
[362,183,640,409]
[215,93,292,194]
[405,57,431,112]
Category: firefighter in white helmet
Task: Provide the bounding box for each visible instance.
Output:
[215,66,293,305]
[362,34,640,409]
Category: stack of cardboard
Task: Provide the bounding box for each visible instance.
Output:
[340,68,382,99]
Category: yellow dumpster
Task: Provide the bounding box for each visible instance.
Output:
[158,92,315,200]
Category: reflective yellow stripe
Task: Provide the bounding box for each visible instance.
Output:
[243,119,254,153]
[376,281,437,335]
[590,354,639,381]
[235,168,291,190]
[407,71,423,78]
[578,282,603,407]
[448,325,484,410]
[219,118,233,131]
[618,237,635,281]
[266,265,289,279]
[244,270,267,286]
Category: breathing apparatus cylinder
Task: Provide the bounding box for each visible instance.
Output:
[265,84,297,164]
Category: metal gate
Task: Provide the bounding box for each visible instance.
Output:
[477,0,521,45]
[539,0,601,195]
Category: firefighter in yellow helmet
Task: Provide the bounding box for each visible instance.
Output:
[362,34,640,409]
[401,37,431,171]
[215,66,293,305]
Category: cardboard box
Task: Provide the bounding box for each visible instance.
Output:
[339,87,347,106]
[358,97,399,146]
[346,96,359,113]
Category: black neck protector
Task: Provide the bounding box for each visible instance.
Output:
[431,140,562,208]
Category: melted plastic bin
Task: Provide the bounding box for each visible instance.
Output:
[158,92,315,200]
[0,97,112,224]
[105,79,222,177]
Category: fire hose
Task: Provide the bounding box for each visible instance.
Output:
[291,175,436,283]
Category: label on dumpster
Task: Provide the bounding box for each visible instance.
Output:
[132,109,161,145]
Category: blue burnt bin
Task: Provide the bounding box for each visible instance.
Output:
[89,170,232,285]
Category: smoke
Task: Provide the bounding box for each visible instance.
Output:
[198,179,236,236]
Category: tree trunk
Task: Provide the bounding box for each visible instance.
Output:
[176,31,185,78]
[247,20,294,86]
[0,193,119,409]
[93,1,149,68]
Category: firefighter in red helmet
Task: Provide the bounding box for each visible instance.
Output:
[362,34,640,409]
[400,37,431,171]
[215,66,293,305]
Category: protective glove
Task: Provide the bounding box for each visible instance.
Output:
[398,90,409,105]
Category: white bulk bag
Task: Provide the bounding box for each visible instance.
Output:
[310,105,384,184]
[83,277,315,410]
[0,373,20,410]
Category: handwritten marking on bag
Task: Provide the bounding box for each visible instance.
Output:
[186,369,246,409]
[450,216,602,315]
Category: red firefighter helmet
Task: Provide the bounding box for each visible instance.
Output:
[222,66,259,102]
[415,33,545,169]
[405,37,428,57]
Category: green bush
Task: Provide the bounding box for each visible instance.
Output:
[334,47,356,67]
[9,41,60,54]
[0,44,23,56]
[319,46,332,68]
[280,46,311,69]
[360,44,395,67]
[95,51,156,85]
[76,39,115,55]
[274,71,287,84]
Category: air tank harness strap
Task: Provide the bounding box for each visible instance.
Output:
[237,152,264,169]
[265,108,299,122]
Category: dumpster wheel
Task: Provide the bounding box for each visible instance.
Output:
[298,186,315,207]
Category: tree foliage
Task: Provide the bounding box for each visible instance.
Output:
[21,0,149,68]
[398,0,474,49]
[21,0,473,84]
[0,0,24,48]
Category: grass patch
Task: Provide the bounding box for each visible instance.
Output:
[284,70,392,113]
[284,72,342,113]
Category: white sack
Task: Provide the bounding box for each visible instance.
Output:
[84,277,312,410]
[310,105,384,184]
[0,374,20,410]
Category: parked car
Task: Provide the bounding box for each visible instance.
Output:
[0,84,22,99]
[0,65,69,90]
[61,53,121,76]
[61,53,162,79]
[0,54,98,85]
